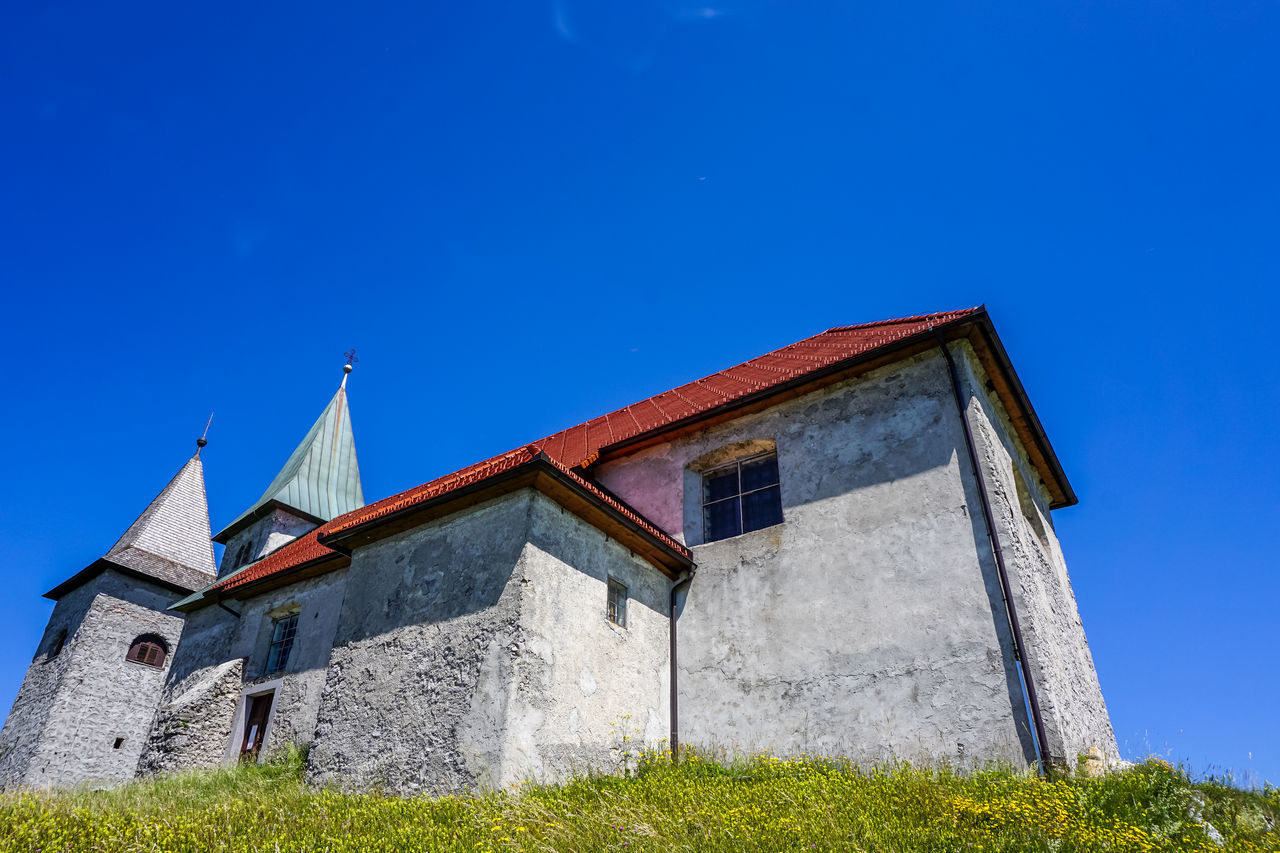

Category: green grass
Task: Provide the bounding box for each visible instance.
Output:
[1,748,1276,852]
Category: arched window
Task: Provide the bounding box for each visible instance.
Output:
[126,634,168,668]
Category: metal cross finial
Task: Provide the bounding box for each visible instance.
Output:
[342,349,357,386]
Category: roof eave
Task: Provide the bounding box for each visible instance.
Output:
[182,552,351,609]
[962,309,1078,509]
[44,558,205,601]
[591,308,1077,510]
[321,457,694,578]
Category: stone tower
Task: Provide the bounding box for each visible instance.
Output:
[213,367,362,576]
[0,445,216,790]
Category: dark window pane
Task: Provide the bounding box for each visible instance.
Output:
[742,485,783,532]
[608,579,628,628]
[740,455,780,492]
[702,467,739,503]
[267,615,298,673]
[704,497,742,542]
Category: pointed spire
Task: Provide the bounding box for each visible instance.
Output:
[214,365,364,543]
[36,449,218,599]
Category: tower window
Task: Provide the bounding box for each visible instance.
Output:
[702,452,783,542]
[126,635,168,668]
[265,614,298,674]
[607,578,628,628]
[48,629,68,659]
[113,737,125,749]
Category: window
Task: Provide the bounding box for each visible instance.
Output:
[48,629,68,659]
[230,541,254,571]
[265,614,298,674]
[702,452,783,542]
[607,578,627,628]
[126,634,168,668]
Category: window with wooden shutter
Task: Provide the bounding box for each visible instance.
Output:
[126,635,168,668]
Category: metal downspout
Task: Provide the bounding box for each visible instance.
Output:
[935,332,1053,774]
[669,569,694,762]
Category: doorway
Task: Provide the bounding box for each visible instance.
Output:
[239,691,274,759]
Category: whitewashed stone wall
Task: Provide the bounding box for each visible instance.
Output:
[139,569,349,773]
[0,571,183,789]
[952,340,1118,766]
[307,490,672,793]
[592,347,1099,767]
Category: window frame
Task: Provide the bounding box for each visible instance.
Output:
[265,614,299,675]
[125,634,168,669]
[606,577,628,629]
[701,451,784,543]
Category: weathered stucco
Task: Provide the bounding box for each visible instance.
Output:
[950,340,1118,765]
[138,659,243,775]
[0,571,183,790]
[595,349,1040,765]
[307,490,671,793]
[308,494,534,793]
[138,569,349,773]
[503,494,670,782]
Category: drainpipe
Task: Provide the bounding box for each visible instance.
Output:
[668,569,694,762]
[935,332,1053,774]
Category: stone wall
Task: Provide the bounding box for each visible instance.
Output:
[307,490,673,793]
[139,568,349,774]
[952,340,1118,766]
[0,570,184,789]
[498,493,670,783]
[0,583,95,790]
[594,349,1038,766]
[307,494,533,794]
[138,660,243,775]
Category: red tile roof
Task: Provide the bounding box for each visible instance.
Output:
[213,521,342,594]
[209,308,979,598]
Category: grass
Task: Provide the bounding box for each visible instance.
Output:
[1,747,1277,852]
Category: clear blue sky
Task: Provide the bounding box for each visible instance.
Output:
[1,0,1276,785]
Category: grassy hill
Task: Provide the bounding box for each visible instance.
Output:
[1,749,1276,852]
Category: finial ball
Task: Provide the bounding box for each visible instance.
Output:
[343,364,353,374]
[196,437,208,448]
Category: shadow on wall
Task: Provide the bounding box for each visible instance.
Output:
[669,359,1038,764]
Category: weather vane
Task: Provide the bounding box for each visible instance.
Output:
[197,411,214,452]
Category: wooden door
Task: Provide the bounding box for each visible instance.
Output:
[239,692,274,758]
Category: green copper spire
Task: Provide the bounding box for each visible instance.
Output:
[214,367,363,543]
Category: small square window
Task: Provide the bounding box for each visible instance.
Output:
[607,578,628,628]
[702,452,783,543]
[265,614,298,674]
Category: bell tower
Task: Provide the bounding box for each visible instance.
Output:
[0,441,217,790]
[213,362,363,577]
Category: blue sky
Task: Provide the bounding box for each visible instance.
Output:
[1,0,1276,785]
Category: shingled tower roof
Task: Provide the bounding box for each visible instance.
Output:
[45,449,217,599]
[213,372,363,544]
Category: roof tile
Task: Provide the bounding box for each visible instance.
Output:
[209,309,978,597]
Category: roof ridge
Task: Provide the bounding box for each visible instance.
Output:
[196,307,994,601]
[825,306,982,333]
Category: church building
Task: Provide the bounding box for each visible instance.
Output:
[0,307,1117,792]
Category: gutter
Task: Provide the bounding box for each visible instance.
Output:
[934,331,1053,774]
[668,569,694,761]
